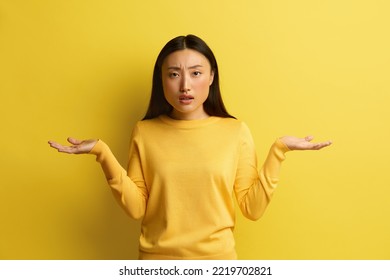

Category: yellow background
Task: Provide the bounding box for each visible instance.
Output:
[1,0,389,259]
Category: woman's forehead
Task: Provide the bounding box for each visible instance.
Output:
[163,49,210,69]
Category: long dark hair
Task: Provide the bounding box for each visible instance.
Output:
[142,34,235,120]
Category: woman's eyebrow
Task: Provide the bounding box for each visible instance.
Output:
[167,65,204,70]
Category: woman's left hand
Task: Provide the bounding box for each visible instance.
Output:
[280,135,332,151]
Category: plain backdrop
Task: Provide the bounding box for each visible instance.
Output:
[1,0,389,259]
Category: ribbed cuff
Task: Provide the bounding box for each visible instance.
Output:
[275,138,291,153]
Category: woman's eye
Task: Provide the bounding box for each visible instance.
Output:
[169,72,179,78]
[193,71,201,76]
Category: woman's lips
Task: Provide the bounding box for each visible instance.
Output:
[179,94,194,104]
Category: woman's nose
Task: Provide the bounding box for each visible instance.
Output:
[180,74,190,92]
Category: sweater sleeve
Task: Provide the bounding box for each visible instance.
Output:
[234,123,290,221]
[89,127,148,220]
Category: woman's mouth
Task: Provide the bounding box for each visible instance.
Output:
[179,94,194,104]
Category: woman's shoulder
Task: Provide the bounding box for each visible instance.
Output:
[218,116,248,128]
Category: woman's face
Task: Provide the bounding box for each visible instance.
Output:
[161,49,214,120]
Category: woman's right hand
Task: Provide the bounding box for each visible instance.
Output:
[48,137,97,154]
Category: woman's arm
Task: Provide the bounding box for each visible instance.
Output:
[234,124,332,221]
[48,136,147,220]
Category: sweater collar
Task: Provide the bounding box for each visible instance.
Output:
[158,114,220,128]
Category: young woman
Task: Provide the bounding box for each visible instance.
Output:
[48,35,332,260]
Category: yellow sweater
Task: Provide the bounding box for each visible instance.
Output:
[90,115,289,259]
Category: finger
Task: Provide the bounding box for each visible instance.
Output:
[48,141,63,150]
[48,140,77,154]
[59,145,80,154]
[322,140,333,148]
[313,141,332,150]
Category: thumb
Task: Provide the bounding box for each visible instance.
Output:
[67,137,82,145]
[304,135,314,142]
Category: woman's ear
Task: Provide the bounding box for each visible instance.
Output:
[209,70,215,86]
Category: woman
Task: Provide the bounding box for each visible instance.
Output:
[49,35,331,260]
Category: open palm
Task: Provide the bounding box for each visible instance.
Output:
[280,135,332,151]
[48,137,97,154]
